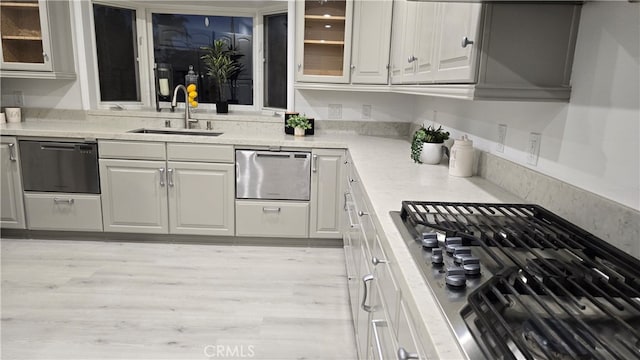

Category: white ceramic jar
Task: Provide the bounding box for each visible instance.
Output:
[449,135,474,177]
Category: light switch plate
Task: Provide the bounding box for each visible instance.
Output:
[328,104,342,120]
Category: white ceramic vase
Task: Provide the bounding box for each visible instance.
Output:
[294,127,305,136]
[420,142,444,164]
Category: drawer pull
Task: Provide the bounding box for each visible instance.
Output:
[397,347,419,360]
[8,143,16,161]
[53,198,74,205]
[361,274,374,312]
[312,154,318,172]
[262,207,281,213]
[358,210,368,217]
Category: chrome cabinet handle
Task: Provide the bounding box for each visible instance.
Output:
[297,63,301,71]
[461,36,474,48]
[42,52,49,61]
[167,168,174,187]
[53,198,74,205]
[372,257,387,266]
[349,178,356,183]
[407,55,417,63]
[159,168,165,187]
[397,347,419,360]
[358,210,368,217]
[361,274,374,312]
[262,207,281,213]
[343,192,348,211]
[312,154,318,172]
[372,320,387,360]
[8,143,16,161]
[350,64,356,71]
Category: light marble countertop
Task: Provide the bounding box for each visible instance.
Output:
[0,119,523,359]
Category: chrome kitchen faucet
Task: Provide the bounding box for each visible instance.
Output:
[171,84,198,129]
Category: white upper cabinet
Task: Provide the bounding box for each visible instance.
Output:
[390,1,580,101]
[0,0,75,79]
[432,3,482,83]
[296,0,353,83]
[349,0,393,84]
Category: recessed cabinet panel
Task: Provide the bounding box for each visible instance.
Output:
[100,159,169,234]
[432,3,482,83]
[168,162,234,236]
[24,192,103,231]
[310,149,344,238]
[350,0,392,84]
[236,200,309,238]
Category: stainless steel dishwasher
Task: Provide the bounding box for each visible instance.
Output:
[235,149,311,201]
[19,140,100,194]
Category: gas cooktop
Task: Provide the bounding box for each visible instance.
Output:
[391,201,640,360]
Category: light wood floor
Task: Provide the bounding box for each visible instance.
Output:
[1,238,357,360]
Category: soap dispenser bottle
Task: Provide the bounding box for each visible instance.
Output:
[449,135,474,177]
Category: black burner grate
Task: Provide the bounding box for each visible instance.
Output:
[400,201,640,360]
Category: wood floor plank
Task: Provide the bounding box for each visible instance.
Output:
[1,238,357,360]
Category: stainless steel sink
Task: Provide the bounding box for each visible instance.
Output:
[128,128,223,136]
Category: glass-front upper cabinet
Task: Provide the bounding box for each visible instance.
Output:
[0,0,52,71]
[295,0,353,83]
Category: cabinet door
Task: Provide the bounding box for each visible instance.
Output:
[400,1,417,83]
[296,0,353,83]
[433,3,482,83]
[100,159,168,234]
[357,246,374,359]
[350,0,392,84]
[0,137,25,229]
[389,0,406,84]
[167,161,234,236]
[0,0,53,71]
[412,3,438,83]
[310,149,344,238]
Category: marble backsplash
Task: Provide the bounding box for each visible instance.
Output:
[478,152,640,259]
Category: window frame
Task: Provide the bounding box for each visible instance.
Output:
[258,6,289,112]
[145,6,258,112]
[90,1,150,110]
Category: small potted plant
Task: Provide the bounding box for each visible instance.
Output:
[411,125,450,164]
[286,114,312,136]
[201,40,240,114]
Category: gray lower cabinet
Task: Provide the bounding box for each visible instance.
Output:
[168,161,234,236]
[100,159,169,233]
[235,200,309,238]
[310,149,345,238]
[0,136,26,229]
[344,151,427,360]
[24,192,103,231]
[98,141,235,236]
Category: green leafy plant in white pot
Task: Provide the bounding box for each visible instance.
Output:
[411,125,450,164]
[286,114,312,137]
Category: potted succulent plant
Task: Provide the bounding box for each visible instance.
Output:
[411,125,450,164]
[201,40,239,114]
[286,114,312,136]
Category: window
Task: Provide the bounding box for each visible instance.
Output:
[264,13,287,109]
[93,4,140,102]
[91,3,284,110]
[152,13,253,105]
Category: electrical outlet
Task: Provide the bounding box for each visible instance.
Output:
[527,132,541,165]
[13,91,24,107]
[496,124,507,153]
[328,104,342,120]
[362,104,371,119]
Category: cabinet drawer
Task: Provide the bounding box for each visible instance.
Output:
[396,301,425,359]
[372,238,400,328]
[236,200,309,238]
[167,143,234,163]
[24,192,103,231]
[99,140,166,160]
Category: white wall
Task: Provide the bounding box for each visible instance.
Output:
[413,3,639,211]
[295,89,414,123]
